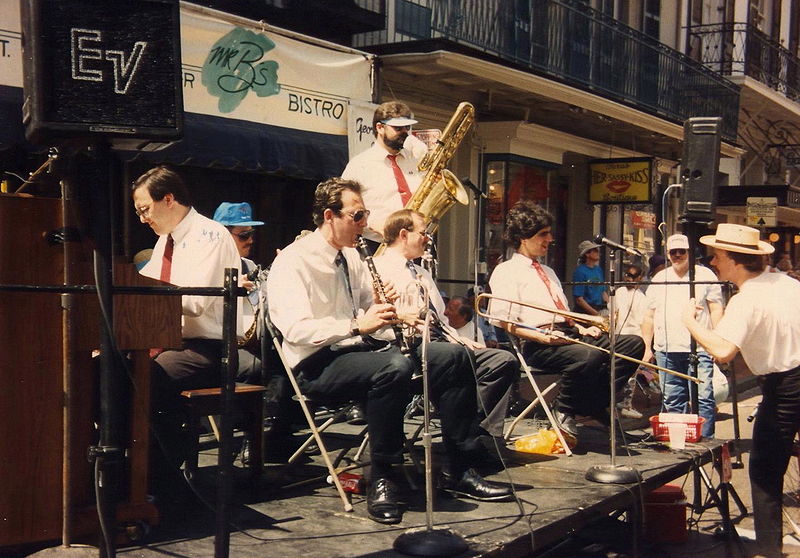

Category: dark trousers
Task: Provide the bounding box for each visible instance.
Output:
[522,332,644,417]
[473,347,520,437]
[299,342,479,471]
[750,366,800,554]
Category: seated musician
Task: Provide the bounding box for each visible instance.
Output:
[266,178,512,525]
[212,201,265,382]
[488,201,644,438]
[373,209,519,444]
[133,166,242,490]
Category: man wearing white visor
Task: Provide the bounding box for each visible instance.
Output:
[342,101,423,250]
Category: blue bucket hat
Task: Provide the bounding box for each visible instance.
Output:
[212,202,264,227]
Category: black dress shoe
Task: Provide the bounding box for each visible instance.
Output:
[553,409,579,437]
[346,404,367,426]
[367,477,402,524]
[440,468,513,502]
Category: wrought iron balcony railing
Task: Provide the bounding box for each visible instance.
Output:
[688,22,800,102]
[354,0,740,141]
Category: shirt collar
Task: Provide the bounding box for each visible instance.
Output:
[170,206,197,244]
[511,252,534,266]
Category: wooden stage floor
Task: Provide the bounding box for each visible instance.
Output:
[81,413,732,558]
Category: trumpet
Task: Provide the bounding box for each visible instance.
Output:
[476,293,700,383]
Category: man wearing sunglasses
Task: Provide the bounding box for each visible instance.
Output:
[342,101,426,251]
[641,234,723,438]
[267,179,512,525]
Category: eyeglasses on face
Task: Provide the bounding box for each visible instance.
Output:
[339,209,370,223]
[134,203,153,218]
[405,228,430,239]
[624,271,641,279]
[234,230,256,240]
[669,248,687,256]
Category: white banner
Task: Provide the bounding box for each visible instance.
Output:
[0,1,373,136]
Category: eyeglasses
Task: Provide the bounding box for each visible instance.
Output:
[387,124,411,132]
[405,228,431,239]
[134,203,153,218]
[624,272,641,279]
[234,230,256,240]
[340,209,370,223]
[669,248,687,256]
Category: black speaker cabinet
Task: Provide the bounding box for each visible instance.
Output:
[21,0,183,146]
[679,117,722,224]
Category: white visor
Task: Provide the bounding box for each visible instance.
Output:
[381,116,418,126]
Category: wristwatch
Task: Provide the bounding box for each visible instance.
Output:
[350,317,360,337]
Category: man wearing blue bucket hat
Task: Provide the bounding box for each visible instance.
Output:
[212,202,264,262]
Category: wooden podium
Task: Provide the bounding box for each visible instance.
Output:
[0,193,181,549]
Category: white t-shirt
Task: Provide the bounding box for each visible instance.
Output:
[646,265,723,352]
[613,286,647,337]
[715,271,800,375]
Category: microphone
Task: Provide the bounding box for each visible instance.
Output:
[461,177,487,199]
[593,234,642,258]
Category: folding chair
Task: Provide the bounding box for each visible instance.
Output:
[503,334,573,457]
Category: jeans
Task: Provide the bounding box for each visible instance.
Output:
[750,366,800,555]
[656,350,715,438]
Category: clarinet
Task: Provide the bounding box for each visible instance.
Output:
[355,236,414,356]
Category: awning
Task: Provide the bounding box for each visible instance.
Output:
[117,112,348,181]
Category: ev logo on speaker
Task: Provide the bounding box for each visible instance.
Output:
[70,28,146,95]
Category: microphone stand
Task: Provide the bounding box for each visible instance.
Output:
[586,249,640,484]
[394,283,468,557]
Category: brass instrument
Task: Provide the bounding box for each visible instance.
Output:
[476,293,700,383]
[239,265,269,352]
[373,102,473,257]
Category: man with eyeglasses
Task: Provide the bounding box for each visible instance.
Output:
[374,209,519,453]
[267,179,512,525]
[342,101,425,251]
[132,165,242,495]
[641,233,723,438]
[613,264,649,418]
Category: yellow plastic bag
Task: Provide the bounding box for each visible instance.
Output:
[514,428,577,454]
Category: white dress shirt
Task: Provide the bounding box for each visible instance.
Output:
[140,207,242,340]
[715,271,800,375]
[342,143,423,242]
[488,252,570,329]
[646,265,723,352]
[266,229,374,369]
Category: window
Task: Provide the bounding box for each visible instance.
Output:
[396,0,431,39]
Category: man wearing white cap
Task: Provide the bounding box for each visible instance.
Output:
[641,233,723,438]
[683,224,800,558]
[342,101,422,248]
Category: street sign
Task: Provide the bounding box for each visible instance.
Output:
[746,197,778,227]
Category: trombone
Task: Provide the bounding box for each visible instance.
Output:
[476,293,700,383]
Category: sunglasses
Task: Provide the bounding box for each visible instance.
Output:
[669,248,687,256]
[234,230,256,240]
[624,272,641,279]
[340,209,370,223]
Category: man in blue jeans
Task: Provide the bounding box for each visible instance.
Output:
[641,234,723,438]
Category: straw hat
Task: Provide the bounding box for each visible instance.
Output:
[699,223,774,255]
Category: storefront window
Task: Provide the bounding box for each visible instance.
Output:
[483,156,566,277]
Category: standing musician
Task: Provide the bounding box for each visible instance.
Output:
[373,209,519,443]
[342,101,424,248]
[133,165,242,493]
[682,224,800,558]
[266,178,511,525]
[488,201,644,438]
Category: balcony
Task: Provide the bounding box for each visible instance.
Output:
[193,0,386,42]
[688,22,800,102]
[354,0,739,142]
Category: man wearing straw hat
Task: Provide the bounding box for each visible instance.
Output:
[683,223,800,558]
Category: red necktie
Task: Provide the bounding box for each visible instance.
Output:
[387,154,412,206]
[531,260,573,325]
[160,234,174,283]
